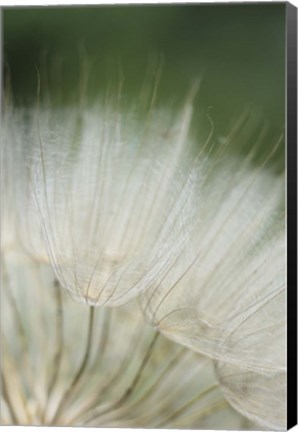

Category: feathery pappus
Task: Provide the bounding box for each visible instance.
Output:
[1,83,286,429]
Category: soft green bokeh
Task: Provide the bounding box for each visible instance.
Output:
[3,4,286,160]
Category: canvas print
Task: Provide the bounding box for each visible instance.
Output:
[1,3,290,430]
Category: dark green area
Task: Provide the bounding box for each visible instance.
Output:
[3,4,286,160]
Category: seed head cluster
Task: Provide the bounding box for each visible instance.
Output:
[1,90,286,429]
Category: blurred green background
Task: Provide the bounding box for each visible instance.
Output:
[3,4,286,159]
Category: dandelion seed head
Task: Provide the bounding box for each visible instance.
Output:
[1,81,286,430]
[6,97,203,307]
[139,150,286,429]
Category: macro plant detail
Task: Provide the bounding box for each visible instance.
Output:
[1,81,286,429]
[2,247,248,428]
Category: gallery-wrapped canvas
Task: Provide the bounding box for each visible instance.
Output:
[1,2,297,431]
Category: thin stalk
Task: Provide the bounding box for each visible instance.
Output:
[42,279,64,423]
[156,384,218,428]
[50,306,95,424]
[85,331,159,425]
[169,400,228,428]
[70,324,146,425]
[1,371,19,425]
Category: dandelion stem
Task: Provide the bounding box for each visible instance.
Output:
[156,383,219,428]
[42,279,64,423]
[72,323,146,425]
[85,331,159,424]
[1,257,29,355]
[96,347,187,424]
[51,305,95,424]
[1,371,19,425]
[109,331,160,407]
[169,400,228,428]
